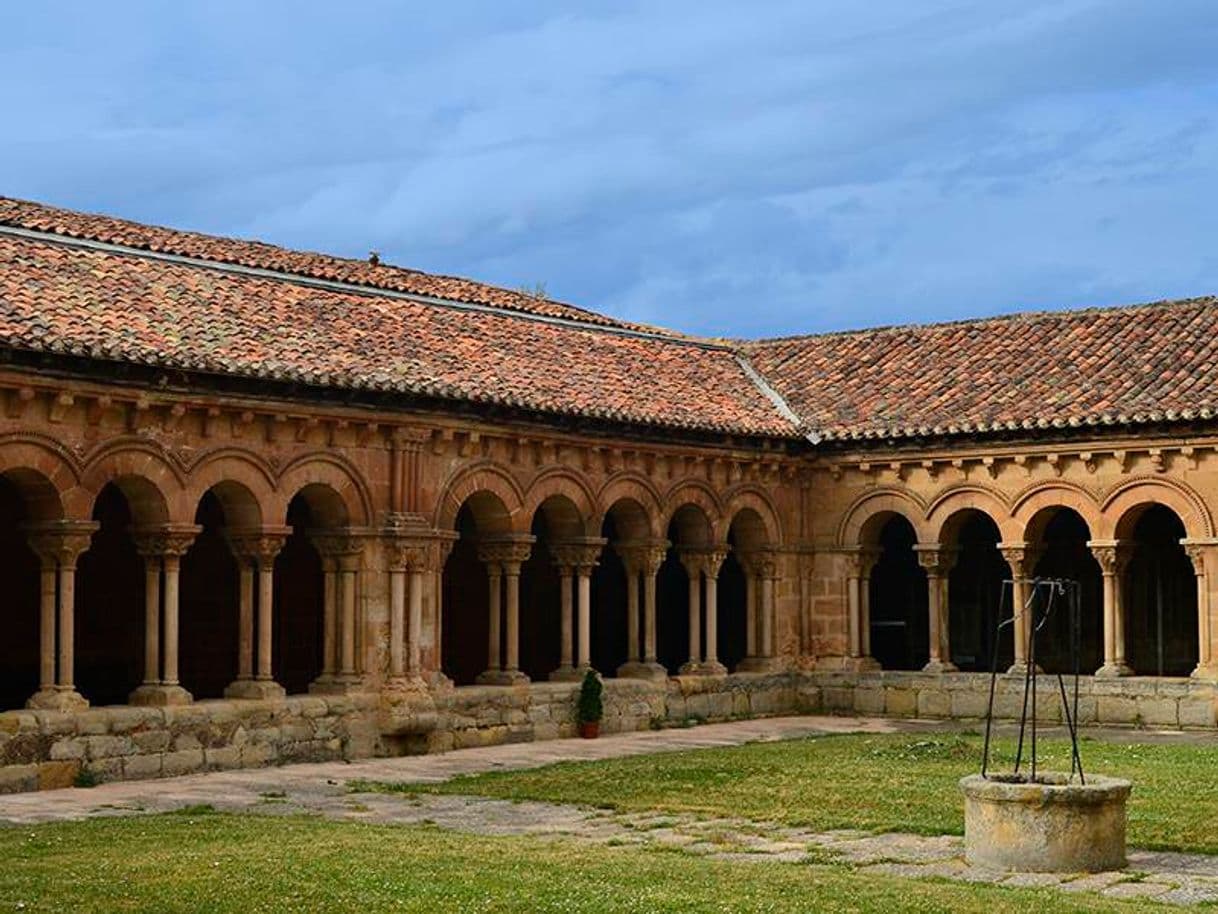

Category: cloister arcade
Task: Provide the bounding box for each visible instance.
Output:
[0,443,787,714]
[839,481,1214,680]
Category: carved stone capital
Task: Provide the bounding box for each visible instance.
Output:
[387,539,432,573]
[615,539,669,576]
[477,536,534,571]
[841,546,880,578]
[1087,540,1130,575]
[550,538,606,573]
[25,520,99,568]
[914,544,958,576]
[678,546,730,580]
[132,523,202,559]
[1180,538,1218,576]
[226,526,293,564]
[738,547,779,579]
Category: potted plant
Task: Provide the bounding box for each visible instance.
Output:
[577,669,603,739]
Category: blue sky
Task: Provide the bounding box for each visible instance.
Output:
[4,2,1218,337]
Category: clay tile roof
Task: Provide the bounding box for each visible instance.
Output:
[0,196,666,333]
[745,298,1218,442]
[0,205,799,439]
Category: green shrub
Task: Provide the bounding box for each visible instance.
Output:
[577,669,603,724]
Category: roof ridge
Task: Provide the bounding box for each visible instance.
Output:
[0,194,675,335]
[745,294,1218,346]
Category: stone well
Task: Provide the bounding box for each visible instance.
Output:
[960,773,1131,873]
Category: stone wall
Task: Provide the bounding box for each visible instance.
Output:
[6,671,1218,794]
[807,671,1218,730]
[0,694,381,793]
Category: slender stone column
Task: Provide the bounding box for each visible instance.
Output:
[1090,540,1133,677]
[678,551,703,674]
[859,551,878,661]
[615,540,669,680]
[1183,540,1218,679]
[320,556,338,678]
[138,551,162,687]
[549,560,575,680]
[236,563,254,681]
[916,545,958,673]
[759,559,776,659]
[485,565,502,672]
[24,521,96,711]
[37,557,56,693]
[504,560,523,674]
[476,538,533,685]
[997,543,1042,673]
[430,535,457,686]
[701,549,728,675]
[838,547,880,671]
[389,563,406,678]
[338,555,359,677]
[745,569,757,658]
[224,528,289,699]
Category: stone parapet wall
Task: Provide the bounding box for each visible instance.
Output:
[0,694,381,794]
[807,670,1218,730]
[5,671,1218,795]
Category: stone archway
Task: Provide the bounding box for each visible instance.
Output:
[868,514,929,671]
[1121,504,1197,677]
[941,510,1013,673]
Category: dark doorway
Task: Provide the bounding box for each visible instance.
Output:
[273,496,325,695]
[442,504,489,685]
[1031,509,1102,674]
[179,492,240,699]
[947,513,1013,672]
[76,484,144,706]
[591,515,628,676]
[1125,506,1197,676]
[0,477,40,710]
[869,516,929,670]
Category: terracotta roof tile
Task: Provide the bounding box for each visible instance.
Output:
[745,299,1218,441]
[0,196,668,334]
[0,230,797,438]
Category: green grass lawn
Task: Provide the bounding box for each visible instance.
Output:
[0,810,1180,913]
[365,732,1218,854]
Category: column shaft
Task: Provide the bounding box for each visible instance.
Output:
[486,568,502,671]
[846,573,861,658]
[162,556,181,685]
[704,575,719,663]
[407,569,423,674]
[760,574,774,658]
[321,561,338,676]
[643,569,658,663]
[505,568,521,672]
[256,562,274,681]
[558,569,574,670]
[142,558,161,684]
[389,569,406,678]
[237,564,254,680]
[860,574,873,657]
[38,564,56,691]
[745,573,757,657]
[625,569,640,663]
[57,562,76,690]
[339,568,357,676]
[577,569,592,668]
[687,571,701,665]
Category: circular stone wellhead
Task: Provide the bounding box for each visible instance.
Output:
[959,773,1132,873]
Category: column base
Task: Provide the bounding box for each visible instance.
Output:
[26,687,88,712]
[677,662,721,677]
[223,679,287,700]
[1095,662,1134,679]
[1191,663,1218,682]
[922,660,959,674]
[380,675,430,694]
[428,671,454,690]
[616,661,669,682]
[128,683,193,707]
[475,669,530,686]
[308,675,367,696]
[839,655,881,673]
[549,665,583,683]
[1007,662,1043,675]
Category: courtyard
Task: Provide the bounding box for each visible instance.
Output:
[3,716,1217,911]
